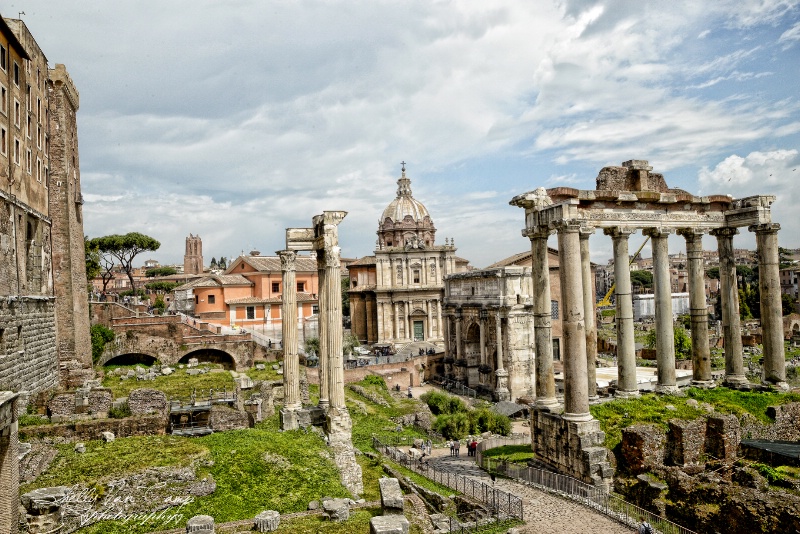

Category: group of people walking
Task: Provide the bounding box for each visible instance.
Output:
[447,438,479,457]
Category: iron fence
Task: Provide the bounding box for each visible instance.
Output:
[373,437,523,521]
[480,453,697,534]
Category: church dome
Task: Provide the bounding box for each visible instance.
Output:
[377,164,437,249]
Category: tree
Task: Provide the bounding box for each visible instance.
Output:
[145,267,177,277]
[218,257,227,270]
[85,237,101,283]
[782,294,797,316]
[630,270,653,292]
[92,233,160,292]
[706,267,720,280]
[91,324,116,364]
[644,325,692,359]
[779,247,794,269]
[88,238,117,293]
[342,276,351,317]
[210,257,218,269]
[145,281,180,292]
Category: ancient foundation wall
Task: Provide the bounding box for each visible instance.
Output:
[0,298,59,396]
[19,415,167,442]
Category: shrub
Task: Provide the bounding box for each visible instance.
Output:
[434,412,471,439]
[108,403,131,419]
[362,375,387,390]
[91,324,116,364]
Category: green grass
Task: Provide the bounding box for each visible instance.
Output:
[274,509,382,533]
[100,364,236,399]
[482,444,534,464]
[245,366,284,382]
[591,387,800,450]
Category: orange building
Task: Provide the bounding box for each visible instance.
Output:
[174,253,320,328]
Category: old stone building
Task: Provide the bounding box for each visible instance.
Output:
[348,165,469,346]
[184,233,203,275]
[0,17,89,396]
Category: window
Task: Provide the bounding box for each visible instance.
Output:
[26,84,30,111]
[26,115,31,138]
[13,61,19,86]
[271,282,280,293]
[0,128,6,156]
[551,300,559,320]
[208,295,215,304]
[36,158,41,182]
[195,295,199,304]
[26,149,31,173]
[413,270,420,283]
[14,99,20,127]
[312,305,319,314]
[0,44,5,71]
[246,306,255,320]
[0,84,6,115]
[297,282,305,292]
[36,125,41,148]
[13,138,20,165]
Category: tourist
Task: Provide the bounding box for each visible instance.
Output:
[454,439,461,457]
[471,439,478,457]
[426,438,432,455]
[638,517,654,534]
[407,386,413,398]
[448,440,454,456]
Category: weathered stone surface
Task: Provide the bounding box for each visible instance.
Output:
[379,477,404,513]
[370,514,409,534]
[322,497,350,522]
[0,299,59,396]
[20,486,70,515]
[254,510,280,532]
[186,514,215,532]
[19,443,59,483]
[128,388,168,417]
[87,388,112,417]
[621,424,666,475]
[209,405,250,431]
[101,431,115,442]
[666,418,706,467]
[73,443,85,454]
[705,414,740,463]
[47,393,75,418]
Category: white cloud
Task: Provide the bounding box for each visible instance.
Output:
[779,21,800,45]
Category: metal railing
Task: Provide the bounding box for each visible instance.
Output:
[479,446,697,534]
[432,376,477,398]
[373,436,523,521]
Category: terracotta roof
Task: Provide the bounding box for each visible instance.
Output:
[226,296,271,305]
[214,274,253,286]
[348,256,377,267]
[228,255,318,273]
[173,276,218,291]
[261,293,319,304]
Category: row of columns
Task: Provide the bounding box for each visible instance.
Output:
[378,299,442,342]
[529,221,787,421]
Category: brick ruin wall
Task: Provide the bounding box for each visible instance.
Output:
[19,415,167,443]
[0,299,59,397]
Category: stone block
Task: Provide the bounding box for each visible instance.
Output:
[128,388,168,417]
[209,405,250,431]
[20,486,70,515]
[705,414,740,463]
[101,431,115,442]
[322,497,350,522]
[74,442,85,453]
[379,477,404,513]
[186,514,215,532]
[621,425,666,475]
[429,514,450,532]
[370,515,409,534]
[666,418,706,467]
[254,510,280,532]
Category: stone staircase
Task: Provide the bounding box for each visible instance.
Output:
[395,340,441,358]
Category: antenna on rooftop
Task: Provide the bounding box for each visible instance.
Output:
[18,11,25,18]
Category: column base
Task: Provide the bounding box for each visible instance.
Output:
[495,369,510,401]
[588,395,601,404]
[655,384,681,395]
[280,408,300,431]
[691,380,716,389]
[563,411,594,422]
[319,400,330,411]
[614,389,640,399]
[766,380,790,391]
[723,374,749,388]
[535,397,561,411]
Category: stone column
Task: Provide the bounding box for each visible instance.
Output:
[278,250,301,430]
[455,313,462,361]
[427,300,433,340]
[711,228,747,386]
[0,392,20,534]
[557,222,591,421]
[645,228,678,394]
[393,302,400,340]
[579,228,598,401]
[317,249,330,408]
[325,245,346,409]
[494,311,510,400]
[679,229,713,387]
[405,300,411,341]
[436,300,443,339]
[605,227,639,397]
[479,317,486,366]
[529,230,558,407]
[751,223,788,388]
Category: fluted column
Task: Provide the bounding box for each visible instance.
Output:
[317,249,330,408]
[393,302,400,340]
[645,228,678,394]
[479,317,486,366]
[711,228,747,386]
[557,222,591,421]
[436,301,443,339]
[455,312,462,361]
[751,223,788,388]
[427,301,433,340]
[405,300,411,340]
[579,228,598,401]
[605,227,639,397]
[679,229,713,387]
[494,311,510,401]
[278,251,301,428]
[529,230,558,407]
[325,245,346,409]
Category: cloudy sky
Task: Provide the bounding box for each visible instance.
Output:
[12,0,800,267]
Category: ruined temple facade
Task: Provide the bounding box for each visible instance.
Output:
[0,18,90,395]
[510,159,786,487]
[348,165,469,346]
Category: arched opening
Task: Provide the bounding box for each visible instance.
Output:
[178,349,236,370]
[104,353,157,367]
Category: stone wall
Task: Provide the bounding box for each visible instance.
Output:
[209,405,251,431]
[531,408,613,487]
[19,415,167,442]
[0,298,59,396]
[741,402,800,441]
[666,419,706,467]
[621,425,666,474]
[128,388,168,417]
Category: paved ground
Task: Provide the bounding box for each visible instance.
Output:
[426,453,635,534]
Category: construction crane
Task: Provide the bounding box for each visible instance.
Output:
[596,236,651,307]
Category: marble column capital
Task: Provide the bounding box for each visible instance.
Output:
[277,250,297,271]
[643,227,674,238]
[677,228,706,239]
[579,226,595,239]
[552,220,582,234]
[525,228,553,240]
[749,222,781,235]
[603,226,636,239]
[710,227,739,238]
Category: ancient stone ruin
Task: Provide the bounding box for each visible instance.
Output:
[510,160,787,487]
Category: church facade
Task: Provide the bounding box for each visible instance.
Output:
[348,166,469,347]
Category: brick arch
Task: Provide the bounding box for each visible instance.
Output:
[177,348,236,370]
[102,353,157,367]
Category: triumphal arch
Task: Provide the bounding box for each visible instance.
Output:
[511,159,786,486]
